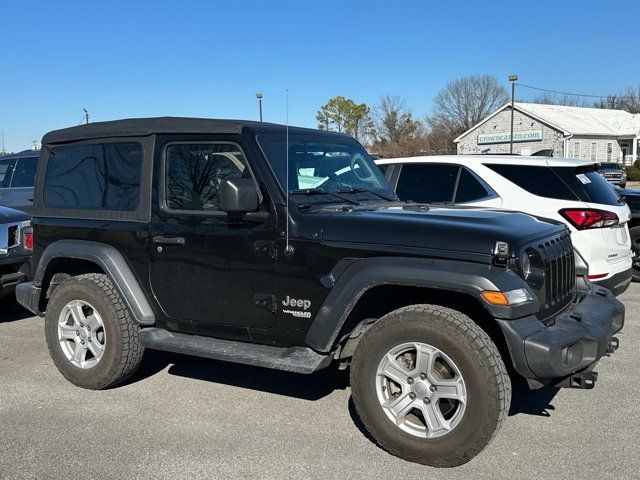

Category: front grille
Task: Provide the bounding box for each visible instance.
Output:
[7,225,19,248]
[535,232,575,315]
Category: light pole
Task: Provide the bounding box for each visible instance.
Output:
[83,108,90,124]
[256,93,263,122]
[509,75,518,154]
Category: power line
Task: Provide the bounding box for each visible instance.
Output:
[516,83,609,99]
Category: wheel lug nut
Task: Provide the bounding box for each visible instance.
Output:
[407,377,414,384]
[423,397,430,404]
[75,330,80,335]
[409,393,416,400]
[430,385,437,392]
[79,323,84,327]
[420,373,426,380]
[81,340,85,345]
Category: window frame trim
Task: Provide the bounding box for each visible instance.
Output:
[160,140,262,217]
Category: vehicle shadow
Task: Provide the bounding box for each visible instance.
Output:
[127,349,350,401]
[508,377,560,417]
[0,299,33,323]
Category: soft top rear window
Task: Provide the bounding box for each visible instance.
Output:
[486,163,622,206]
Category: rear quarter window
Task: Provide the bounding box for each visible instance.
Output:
[44,142,142,210]
[485,164,579,201]
[552,167,621,206]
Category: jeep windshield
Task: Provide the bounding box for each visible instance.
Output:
[257,131,396,203]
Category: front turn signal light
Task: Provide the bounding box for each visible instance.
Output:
[481,291,509,305]
[482,289,532,306]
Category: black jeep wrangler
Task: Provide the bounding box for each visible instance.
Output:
[18,118,624,467]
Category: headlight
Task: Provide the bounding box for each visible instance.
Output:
[523,248,545,289]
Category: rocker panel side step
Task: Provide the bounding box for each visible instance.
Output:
[139,328,332,374]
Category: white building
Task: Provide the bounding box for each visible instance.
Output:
[455,102,640,165]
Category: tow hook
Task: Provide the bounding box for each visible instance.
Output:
[605,337,620,357]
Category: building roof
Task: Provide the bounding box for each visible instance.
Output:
[42,117,330,144]
[454,102,640,142]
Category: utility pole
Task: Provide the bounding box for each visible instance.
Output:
[509,75,518,154]
[256,93,263,122]
[0,131,5,155]
[83,108,90,124]
[32,140,38,150]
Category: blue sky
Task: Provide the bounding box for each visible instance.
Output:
[2,0,639,152]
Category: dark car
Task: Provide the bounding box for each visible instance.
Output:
[0,205,32,299]
[617,187,640,280]
[598,162,627,188]
[17,118,624,467]
[0,149,39,214]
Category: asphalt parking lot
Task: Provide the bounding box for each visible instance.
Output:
[1,285,638,480]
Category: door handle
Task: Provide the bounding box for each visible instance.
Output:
[153,235,186,246]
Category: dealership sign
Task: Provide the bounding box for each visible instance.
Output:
[477,129,543,145]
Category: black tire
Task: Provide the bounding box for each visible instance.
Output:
[630,226,640,282]
[350,304,511,467]
[44,273,144,389]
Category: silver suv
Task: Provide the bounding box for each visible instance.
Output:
[0,150,39,214]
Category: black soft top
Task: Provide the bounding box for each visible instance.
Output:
[42,117,346,144]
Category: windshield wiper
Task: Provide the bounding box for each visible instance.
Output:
[336,187,396,202]
[290,188,360,205]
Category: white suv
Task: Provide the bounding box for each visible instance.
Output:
[376,155,632,295]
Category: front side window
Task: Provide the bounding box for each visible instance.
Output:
[396,164,458,204]
[257,132,392,196]
[165,143,246,212]
[44,142,142,210]
[11,157,38,187]
[0,158,16,187]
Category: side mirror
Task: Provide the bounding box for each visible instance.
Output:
[220,178,259,213]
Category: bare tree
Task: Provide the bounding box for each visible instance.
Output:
[533,92,590,107]
[369,95,426,157]
[594,86,640,113]
[432,75,509,132]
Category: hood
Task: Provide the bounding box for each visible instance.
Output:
[321,204,565,256]
[0,205,30,223]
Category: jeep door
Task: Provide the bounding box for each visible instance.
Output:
[149,136,277,339]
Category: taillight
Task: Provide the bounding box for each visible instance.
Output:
[559,209,619,230]
[22,228,34,250]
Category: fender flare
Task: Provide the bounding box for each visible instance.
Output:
[33,239,155,325]
[305,256,537,353]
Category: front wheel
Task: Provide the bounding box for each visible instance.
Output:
[44,273,144,389]
[350,304,511,467]
[630,226,640,282]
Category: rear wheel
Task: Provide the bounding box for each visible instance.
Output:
[630,226,640,282]
[45,273,144,389]
[350,304,510,467]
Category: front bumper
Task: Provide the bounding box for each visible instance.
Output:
[592,268,632,296]
[497,284,624,388]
